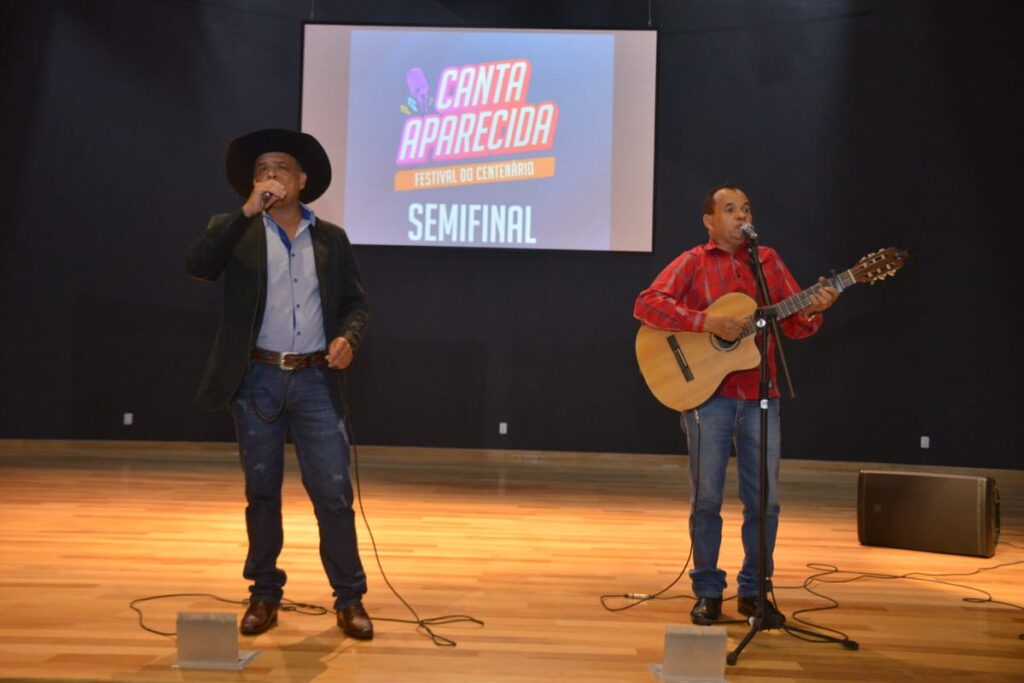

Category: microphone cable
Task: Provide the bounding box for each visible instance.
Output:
[129,594,327,637]
[772,541,1024,644]
[341,372,484,646]
[601,409,706,614]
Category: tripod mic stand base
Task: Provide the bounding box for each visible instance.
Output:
[753,613,786,630]
[727,618,861,665]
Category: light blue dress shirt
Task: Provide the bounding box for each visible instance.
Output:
[256,204,327,353]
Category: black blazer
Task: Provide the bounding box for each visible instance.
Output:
[185,211,370,412]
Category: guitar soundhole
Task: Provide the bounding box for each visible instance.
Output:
[710,335,740,352]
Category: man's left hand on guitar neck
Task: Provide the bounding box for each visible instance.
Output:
[802,276,840,320]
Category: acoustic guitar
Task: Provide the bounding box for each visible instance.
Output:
[635,247,908,411]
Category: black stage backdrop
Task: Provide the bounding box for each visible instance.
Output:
[1,1,1019,468]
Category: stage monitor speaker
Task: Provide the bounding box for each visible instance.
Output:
[857,470,999,557]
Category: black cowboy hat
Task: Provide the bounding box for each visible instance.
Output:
[225,128,332,203]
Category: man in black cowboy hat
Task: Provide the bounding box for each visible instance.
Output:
[185,128,373,639]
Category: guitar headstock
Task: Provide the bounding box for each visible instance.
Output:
[850,247,908,285]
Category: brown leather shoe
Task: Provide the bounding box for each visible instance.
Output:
[337,603,374,639]
[240,600,278,635]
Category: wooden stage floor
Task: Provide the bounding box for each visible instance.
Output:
[0,441,1021,682]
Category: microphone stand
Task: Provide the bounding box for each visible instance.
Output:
[726,232,859,665]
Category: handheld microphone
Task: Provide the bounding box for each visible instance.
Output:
[740,223,758,240]
[260,191,272,204]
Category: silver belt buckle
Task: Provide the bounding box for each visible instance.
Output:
[277,352,299,371]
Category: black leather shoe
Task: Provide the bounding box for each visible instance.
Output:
[240,600,278,635]
[737,595,786,628]
[690,596,723,625]
[337,603,374,639]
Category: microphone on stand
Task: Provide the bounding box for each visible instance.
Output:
[740,223,758,240]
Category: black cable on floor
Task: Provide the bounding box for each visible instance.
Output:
[773,542,1024,643]
[129,593,326,637]
[343,387,484,647]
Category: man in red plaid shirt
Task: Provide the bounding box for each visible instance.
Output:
[634,185,838,626]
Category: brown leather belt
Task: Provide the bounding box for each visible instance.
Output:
[251,348,328,371]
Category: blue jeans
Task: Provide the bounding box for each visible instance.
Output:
[681,397,780,599]
[230,363,367,611]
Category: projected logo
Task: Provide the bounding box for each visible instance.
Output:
[394,58,559,192]
[400,67,434,115]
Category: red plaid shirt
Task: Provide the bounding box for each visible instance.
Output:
[634,239,822,400]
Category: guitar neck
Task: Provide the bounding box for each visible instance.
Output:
[766,269,856,320]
